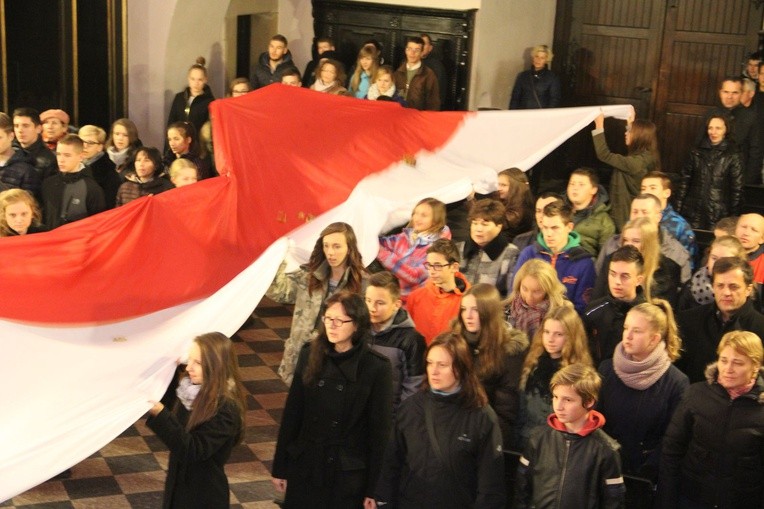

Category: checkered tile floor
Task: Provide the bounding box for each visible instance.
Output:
[1,297,293,509]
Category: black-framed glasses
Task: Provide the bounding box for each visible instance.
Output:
[323,316,354,327]
[82,140,102,145]
[423,262,452,271]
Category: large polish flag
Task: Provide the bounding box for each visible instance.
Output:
[0,85,630,500]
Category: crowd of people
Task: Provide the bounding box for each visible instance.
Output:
[4,34,764,509]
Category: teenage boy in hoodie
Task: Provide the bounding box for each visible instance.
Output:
[365,271,426,410]
[510,202,596,314]
[407,238,471,345]
[516,363,625,509]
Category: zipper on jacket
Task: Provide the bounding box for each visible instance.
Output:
[555,439,571,509]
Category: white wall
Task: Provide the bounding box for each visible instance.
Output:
[127,0,557,145]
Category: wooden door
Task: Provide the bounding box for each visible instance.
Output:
[554,0,762,174]
[655,0,762,173]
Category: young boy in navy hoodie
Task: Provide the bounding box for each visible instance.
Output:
[516,363,625,509]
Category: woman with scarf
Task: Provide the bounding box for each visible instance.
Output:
[597,300,689,484]
[504,258,568,340]
[310,59,348,95]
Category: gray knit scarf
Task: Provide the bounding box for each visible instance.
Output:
[613,341,671,390]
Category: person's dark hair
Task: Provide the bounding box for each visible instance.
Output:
[307,222,366,296]
[317,36,334,46]
[182,332,247,443]
[538,191,564,202]
[303,292,371,384]
[468,198,506,226]
[719,76,743,89]
[497,168,534,230]
[0,112,11,134]
[368,270,401,300]
[712,256,754,287]
[228,77,251,95]
[12,107,41,126]
[610,244,644,273]
[714,216,738,236]
[628,120,659,158]
[406,36,425,49]
[133,147,164,176]
[632,193,662,210]
[188,56,207,77]
[426,238,461,265]
[425,332,488,409]
[643,171,672,192]
[542,202,573,224]
[271,34,288,46]
[748,51,762,62]
[571,167,600,187]
[281,68,302,80]
[167,121,202,158]
[452,284,523,379]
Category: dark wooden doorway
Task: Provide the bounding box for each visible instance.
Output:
[554,0,763,174]
[0,0,126,128]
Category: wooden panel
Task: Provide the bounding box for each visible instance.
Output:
[583,0,655,29]
[675,0,753,34]
[665,41,747,106]
[661,111,706,172]
[576,34,651,99]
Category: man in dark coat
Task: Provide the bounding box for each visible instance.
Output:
[0,112,42,199]
[584,245,647,365]
[12,107,58,181]
[704,76,762,185]
[677,257,764,383]
[251,34,299,89]
[393,36,440,111]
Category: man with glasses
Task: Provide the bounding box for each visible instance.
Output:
[407,238,470,345]
[393,36,440,111]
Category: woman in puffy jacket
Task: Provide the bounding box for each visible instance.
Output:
[675,114,743,229]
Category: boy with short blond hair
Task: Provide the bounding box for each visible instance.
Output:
[516,363,625,509]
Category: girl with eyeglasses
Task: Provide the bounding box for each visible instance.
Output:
[271,292,393,509]
[267,222,368,385]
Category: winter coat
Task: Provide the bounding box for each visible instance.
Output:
[583,288,647,365]
[115,172,174,207]
[41,168,106,229]
[407,272,470,345]
[660,204,698,269]
[571,187,616,256]
[377,226,451,302]
[368,308,426,410]
[597,359,689,480]
[676,138,743,230]
[375,390,506,509]
[658,366,764,508]
[146,399,241,509]
[457,231,519,297]
[509,66,561,110]
[84,151,121,210]
[510,232,596,314]
[251,51,299,89]
[704,105,762,185]
[167,85,215,135]
[17,137,57,181]
[511,226,538,253]
[592,128,656,231]
[393,63,440,111]
[592,252,681,306]
[596,230,692,284]
[266,260,365,385]
[466,325,529,450]
[676,299,764,383]
[272,340,393,509]
[0,148,42,200]
[516,411,625,509]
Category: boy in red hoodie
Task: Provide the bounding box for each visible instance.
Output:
[516,363,625,509]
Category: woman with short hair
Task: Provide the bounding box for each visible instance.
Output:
[658,330,764,508]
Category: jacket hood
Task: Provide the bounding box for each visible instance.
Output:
[704,365,764,404]
[388,307,416,331]
[547,409,606,436]
[536,230,583,253]
[503,322,529,356]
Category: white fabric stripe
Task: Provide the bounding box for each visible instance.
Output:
[606,476,625,485]
[519,456,530,466]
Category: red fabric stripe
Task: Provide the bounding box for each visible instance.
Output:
[0,85,467,323]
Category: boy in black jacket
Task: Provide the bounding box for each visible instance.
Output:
[516,363,625,509]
